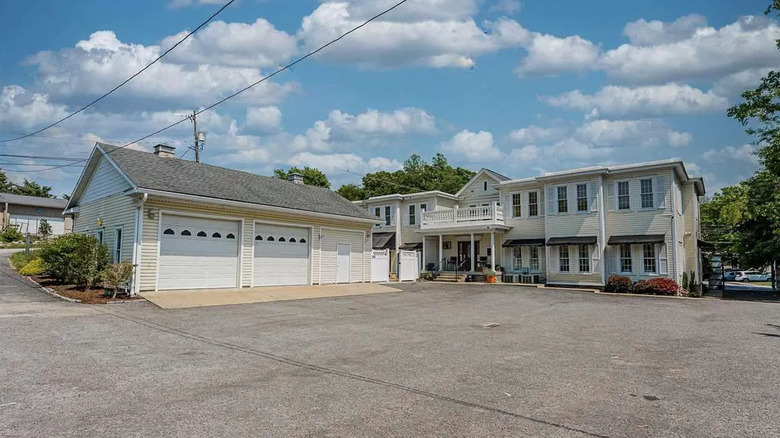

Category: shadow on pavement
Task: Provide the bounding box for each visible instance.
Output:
[722,282,780,303]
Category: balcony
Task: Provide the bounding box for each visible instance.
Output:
[420,203,506,231]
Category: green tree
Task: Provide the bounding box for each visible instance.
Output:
[0,168,13,192]
[336,184,367,201]
[273,166,330,189]
[357,153,475,197]
[9,179,54,198]
[38,219,52,238]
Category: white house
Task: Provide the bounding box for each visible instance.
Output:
[1,193,71,235]
[65,143,378,294]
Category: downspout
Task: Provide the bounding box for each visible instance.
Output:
[132,193,148,296]
[669,169,678,282]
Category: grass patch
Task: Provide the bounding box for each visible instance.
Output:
[753,281,774,287]
[10,251,39,269]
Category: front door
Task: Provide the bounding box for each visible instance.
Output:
[337,244,351,283]
[457,241,479,269]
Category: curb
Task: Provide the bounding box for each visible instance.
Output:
[27,276,82,303]
[594,291,706,300]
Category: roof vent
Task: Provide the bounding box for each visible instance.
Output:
[153,144,176,158]
[288,172,305,185]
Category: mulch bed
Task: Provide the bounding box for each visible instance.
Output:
[31,276,144,304]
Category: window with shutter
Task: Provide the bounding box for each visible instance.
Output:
[617,181,631,211]
[557,186,568,214]
[576,184,588,212]
[512,193,522,218]
[620,244,632,273]
[578,244,590,273]
[640,179,654,209]
[528,191,539,217]
[658,244,669,275]
[643,244,656,273]
[655,176,666,209]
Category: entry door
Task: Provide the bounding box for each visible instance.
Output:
[457,241,480,267]
[337,244,351,283]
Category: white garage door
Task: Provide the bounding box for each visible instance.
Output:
[9,215,66,235]
[253,223,310,286]
[158,214,240,290]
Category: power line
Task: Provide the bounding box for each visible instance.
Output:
[0,0,236,144]
[0,153,84,161]
[10,0,410,174]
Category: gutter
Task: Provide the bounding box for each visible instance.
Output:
[134,188,380,225]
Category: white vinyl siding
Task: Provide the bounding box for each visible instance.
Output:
[80,156,132,204]
[72,194,136,266]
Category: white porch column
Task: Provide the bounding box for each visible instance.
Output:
[490,232,495,270]
[438,234,443,269]
[422,236,426,271]
[470,233,475,272]
[453,205,459,224]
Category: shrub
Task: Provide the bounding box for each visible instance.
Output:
[38,219,53,238]
[10,251,39,269]
[101,262,134,294]
[0,227,24,243]
[19,258,44,276]
[681,271,689,291]
[606,275,632,293]
[39,234,109,287]
[632,278,680,296]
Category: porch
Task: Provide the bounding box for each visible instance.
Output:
[421,202,505,230]
[420,230,506,275]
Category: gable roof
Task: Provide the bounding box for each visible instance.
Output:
[454,168,509,197]
[70,143,377,222]
[0,193,67,209]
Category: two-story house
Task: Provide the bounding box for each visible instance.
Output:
[358,160,705,288]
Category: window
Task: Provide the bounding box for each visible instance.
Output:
[512,247,522,270]
[620,244,632,273]
[254,235,262,240]
[181,230,191,236]
[528,191,538,217]
[213,232,222,238]
[373,207,381,219]
[530,247,540,271]
[640,179,654,209]
[289,238,296,243]
[559,246,570,272]
[512,193,522,217]
[409,205,416,226]
[96,229,104,244]
[643,244,656,273]
[226,233,235,239]
[113,228,122,263]
[299,238,306,243]
[279,237,286,242]
[557,186,568,213]
[267,236,275,241]
[484,181,488,191]
[384,206,391,226]
[578,244,590,273]
[197,231,207,237]
[420,203,427,212]
[576,184,588,212]
[163,228,175,235]
[617,181,630,210]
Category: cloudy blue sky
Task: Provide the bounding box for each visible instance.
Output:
[0,0,775,197]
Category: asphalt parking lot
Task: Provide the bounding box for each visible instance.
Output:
[1,261,779,437]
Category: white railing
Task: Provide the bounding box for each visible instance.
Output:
[421,203,504,229]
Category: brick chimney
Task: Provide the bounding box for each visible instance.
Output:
[288,172,305,185]
[153,144,176,158]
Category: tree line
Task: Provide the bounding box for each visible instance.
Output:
[0,169,55,198]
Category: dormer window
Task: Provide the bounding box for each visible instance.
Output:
[484,181,488,191]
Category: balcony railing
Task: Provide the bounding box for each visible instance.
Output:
[421,203,504,229]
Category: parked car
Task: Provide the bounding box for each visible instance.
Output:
[724,270,738,281]
[735,271,771,282]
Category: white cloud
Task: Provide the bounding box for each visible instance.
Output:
[544,83,728,117]
[488,0,522,15]
[575,119,692,148]
[509,144,540,162]
[160,19,298,68]
[515,34,600,76]
[25,31,297,110]
[0,85,68,130]
[287,152,402,175]
[601,15,780,83]
[703,144,759,166]
[439,130,503,162]
[712,67,773,98]
[298,2,529,69]
[508,124,567,144]
[623,14,708,46]
[245,106,282,132]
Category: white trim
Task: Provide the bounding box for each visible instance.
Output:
[96,144,138,190]
[113,226,123,263]
[155,209,244,291]
[669,169,678,281]
[137,188,379,225]
[132,195,145,296]
[614,179,632,212]
[321,226,367,284]
[454,168,506,198]
[336,242,352,284]
[597,176,607,283]
[250,219,315,288]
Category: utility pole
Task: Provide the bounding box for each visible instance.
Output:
[191,110,200,163]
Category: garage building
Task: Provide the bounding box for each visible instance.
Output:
[1,193,71,236]
[65,142,378,294]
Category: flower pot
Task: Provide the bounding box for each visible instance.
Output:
[486,275,496,284]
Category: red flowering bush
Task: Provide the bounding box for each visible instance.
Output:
[606,275,632,293]
[632,278,680,296]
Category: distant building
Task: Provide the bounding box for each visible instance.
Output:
[0,193,71,235]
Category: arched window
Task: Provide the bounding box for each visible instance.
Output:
[226,233,235,239]
[299,238,306,243]
[278,237,286,242]
[181,230,191,236]
[212,232,221,238]
[255,235,263,241]
[267,236,275,241]
[197,231,207,237]
[289,238,296,243]
[163,228,175,235]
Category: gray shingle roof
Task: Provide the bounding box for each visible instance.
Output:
[0,192,67,209]
[97,143,377,221]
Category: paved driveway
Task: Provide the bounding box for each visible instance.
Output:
[1,262,779,437]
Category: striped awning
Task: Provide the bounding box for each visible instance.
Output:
[372,232,395,250]
[546,236,597,246]
[502,239,546,247]
[400,242,423,250]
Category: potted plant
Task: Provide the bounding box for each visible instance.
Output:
[484,269,497,284]
[101,262,134,298]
